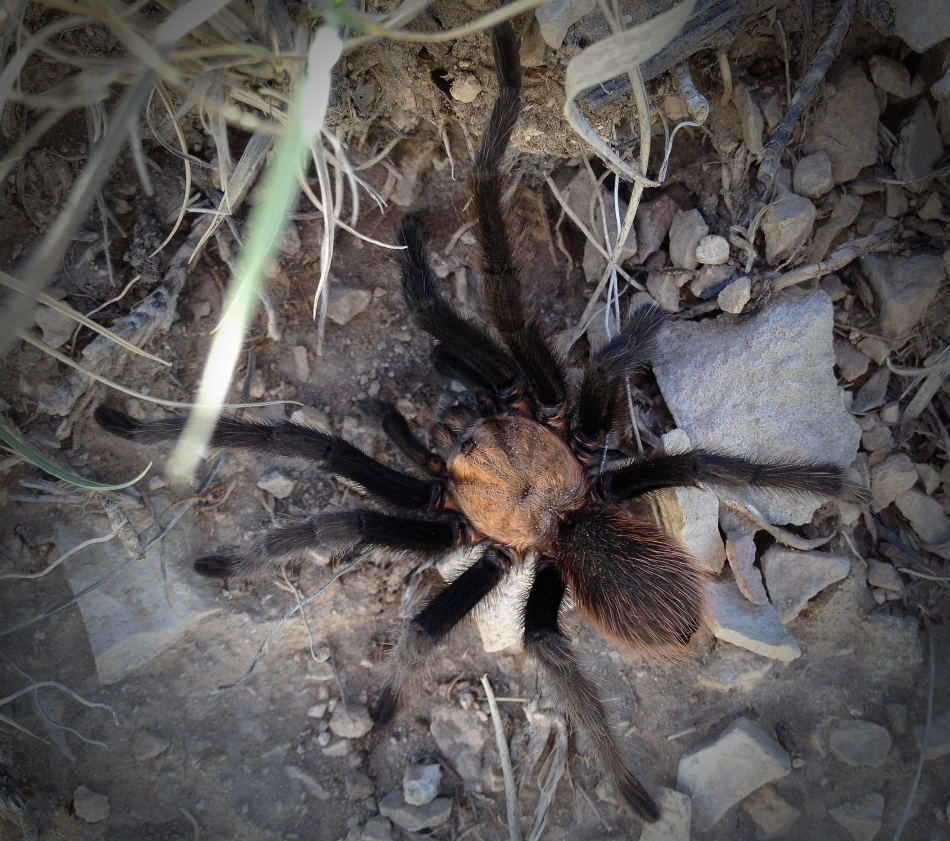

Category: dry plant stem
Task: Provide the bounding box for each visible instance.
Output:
[758,0,857,189]
[719,498,834,550]
[765,230,896,294]
[481,675,522,841]
[717,48,732,105]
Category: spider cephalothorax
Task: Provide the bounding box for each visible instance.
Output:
[96,21,865,823]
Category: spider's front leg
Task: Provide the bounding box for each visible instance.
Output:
[523,562,661,822]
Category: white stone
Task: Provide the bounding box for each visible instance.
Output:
[327,287,372,325]
[449,74,482,103]
[718,277,751,314]
[657,430,725,573]
[760,547,850,624]
[915,463,940,495]
[695,235,730,265]
[403,763,442,807]
[866,560,902,593]
[35,304,76,349]
[669,208,708,270]
[257,469,296,499]
[741,784,801,839]
[829,792,884,841]
[73,785,110,823]
[894,489,950,548]
[653,288,861,525]
[329,704,373,739]
[707,578,801,661]
[291,345,309,383]
[698,644,773,693]
[803,63,879,184]
[535,0,596,48]
[860,253,945,338]
[640,786,691,841]
[761,191,816,265]
[793,151,834,198]
[677,717,791,831]
[733,84,764,156]
[830,719,892,766]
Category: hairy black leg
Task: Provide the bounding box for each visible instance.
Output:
[397,216,518,394]
[600,449,869,504]
[372,548,507,724]
[358,398,447,476]
[432,345,503,415]
[95,406,440,510]
[195,508,461,578]
[471,24,567,412]
[554,506,705,653]
[574,304,667,450]
[523,562,660,822]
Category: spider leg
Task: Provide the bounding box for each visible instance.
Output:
[432,344,503,415]
[600,449,869,504]
[573,303,667,451]
[472,23,567,413]
[194,508,461,578]
[554,506,706,654]
[372,548,507,724]
[523,562,660,822]
[358,398,447,476]
[95,407,441,510]
[397,216,518,396]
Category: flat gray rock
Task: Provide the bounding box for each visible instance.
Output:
[829,793,884,841]
[707,578,801,662]
[894,489,950,552]
[535,0,596,48]
[653,288,861,525]
[860,252,945,338]
[793,151,834,198]
[830,719,892,766]
[403,763,441,807]
[893,0,950,59]
[329,704,373,739]
[73,785,110,823]
[803,63,879,184]
[870,453,919,511]
[677,717,791,831]
[429,704,487,783]
[761,191,816,264]
[741,784,801,839]
[640,786,691,841]
[698,643,773,693]
[378,790,452,832]
[58,517,218,686]
[761,547,850,624]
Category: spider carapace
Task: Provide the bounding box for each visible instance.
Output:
[96,21,866,823]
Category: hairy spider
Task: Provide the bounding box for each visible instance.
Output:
[95,22,865,822]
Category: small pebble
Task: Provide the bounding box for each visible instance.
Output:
[329,704,374,739]
[450,74,482,103]
[378,791,453,832]
[718,277,751,313]
[73,785,110,823]
[695,234,730,265]
[257,470,296,499]
[403,763,442,807]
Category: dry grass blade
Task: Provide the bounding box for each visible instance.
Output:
[481,675,522,841]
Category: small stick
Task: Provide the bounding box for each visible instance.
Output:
[481,675,522,841]
[758,0,857,189]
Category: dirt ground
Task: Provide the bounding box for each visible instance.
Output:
[1,4,949,841]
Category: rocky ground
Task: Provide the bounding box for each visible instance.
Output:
[1,1,950,840]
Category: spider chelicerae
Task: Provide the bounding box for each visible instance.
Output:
[96,22,865,822]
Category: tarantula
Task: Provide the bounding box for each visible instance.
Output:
[96,22,864,822]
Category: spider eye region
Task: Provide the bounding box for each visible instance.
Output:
[448,416,586,552]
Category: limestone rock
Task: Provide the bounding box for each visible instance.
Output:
[35,305,76,349]
[698,644,773,693]
[695,234,730,265]
[677,717,791,831]
[535,0,596,47]
[859,252,945,339]
[257,469,296,499]
[834,339,869,381]
[707,578,801,662]
[640,787,691,841]
[450,74,481,103]
[803,63,879,184]
[378,790,452,832]
[830,720,892,766]
[327,287,372,325]
[761,547,850,624]
[669,209,708,270]
[73,785,110,823]
[635,194,679,263]
[793,151,834,198]
[718,277,751,314]
[403,763,441,807]
[892,0,950,53]
[829,792,884,841]
[761,192,816,265]
[733,84,764,156]
[867,560,902,594]
[647,271,681,313]
[892,101,944,192]
[653,288,861,525]
[895,489,950,551]
[868,55,924,99]
[429,704,487,782]
[741,785,801,839]
[329,704,373,739]
[870,453,918,511]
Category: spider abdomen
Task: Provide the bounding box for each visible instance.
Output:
[448,415,586,552]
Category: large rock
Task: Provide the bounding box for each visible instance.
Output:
[803,63,879,184]
[58,515,218,685]
[892,0,950,52]
[677,717,791,831]
[653,288,861,525]
[860,252,945,339]
[760,547,850,624]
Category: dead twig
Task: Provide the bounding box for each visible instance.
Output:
[758,0,857,190]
